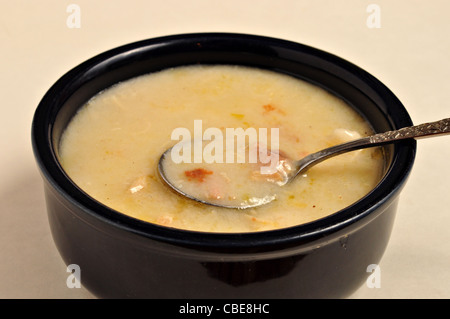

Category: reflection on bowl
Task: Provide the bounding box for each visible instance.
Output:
[32,33,416,298]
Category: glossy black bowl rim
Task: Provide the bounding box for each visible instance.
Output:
[32,32,416,252]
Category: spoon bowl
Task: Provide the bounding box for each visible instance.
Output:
[159,117,450,209]
[158,145,279,209]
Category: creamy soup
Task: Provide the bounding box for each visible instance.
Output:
[59,65,385,233]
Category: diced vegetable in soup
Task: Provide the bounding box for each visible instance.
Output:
[59,65,385,233]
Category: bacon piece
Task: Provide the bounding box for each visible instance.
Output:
[249,144,293,184]
[157,215,173,226]
[263,104,275,112]
[262,104,286,115]
[184,168,213,182]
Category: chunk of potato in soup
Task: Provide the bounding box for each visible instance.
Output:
[59,65,385,233]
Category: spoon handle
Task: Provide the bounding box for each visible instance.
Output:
[369,117,450,144]
[294,117,450,176]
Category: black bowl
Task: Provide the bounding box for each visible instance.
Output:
[32,33,416,298]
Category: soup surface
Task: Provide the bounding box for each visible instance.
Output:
[59,65,384,233]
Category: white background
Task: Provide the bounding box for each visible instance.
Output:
[1,0,449,298]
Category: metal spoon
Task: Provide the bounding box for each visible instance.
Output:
[158,117,450,209]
